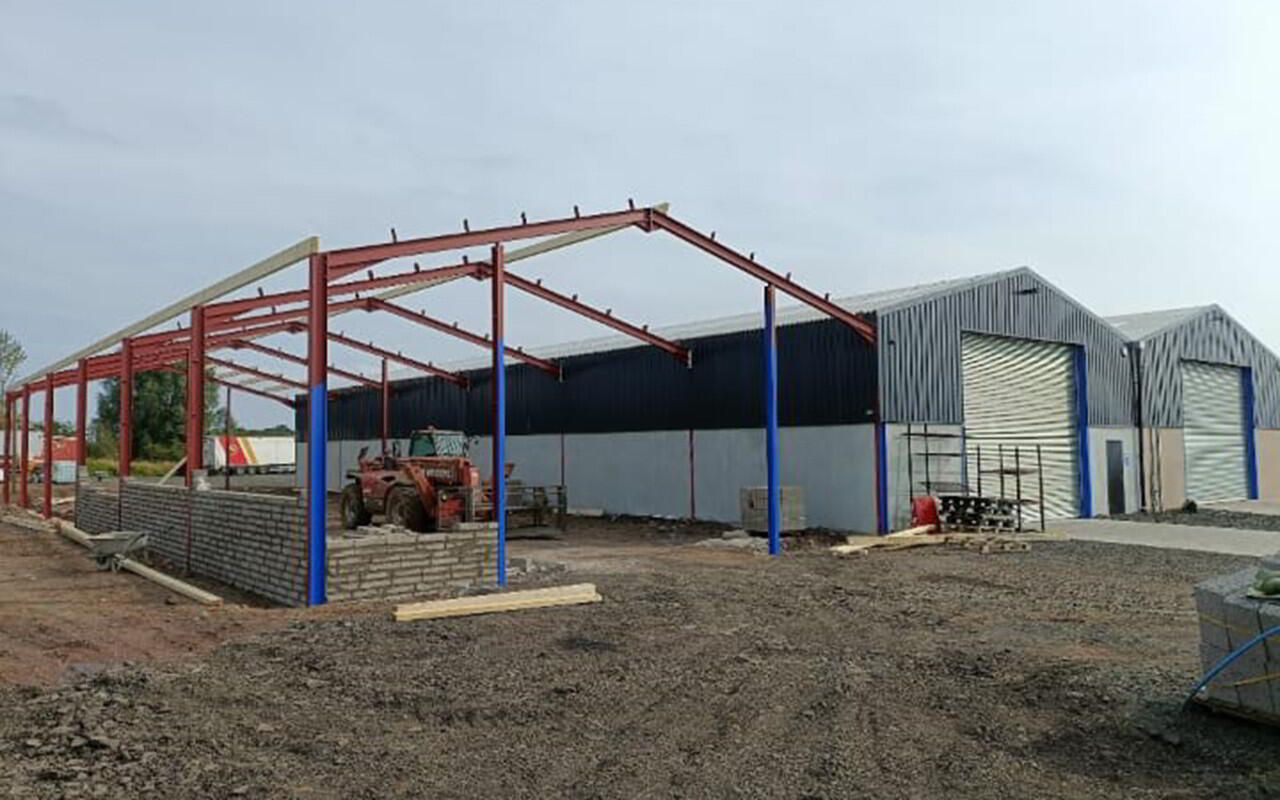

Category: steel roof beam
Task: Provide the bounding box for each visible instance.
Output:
[204,263,478,322]
[326,330,471,388]
[646,210,877,344]
[366,299,559,378]
[205,357,307,391]
[15,237,318,388]
[471,264,691,365]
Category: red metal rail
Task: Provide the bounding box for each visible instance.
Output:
[203,263,476,322]
[647,211,876,343]
[472,265,691,365]
[326,331,470,387]
[206,357,307,391]
[367,299,559,378]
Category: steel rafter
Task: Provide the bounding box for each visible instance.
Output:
[646,210,876,343]
[157,364,297,408]
[204,263,477,322]
[326,330,470,387]
[471,264,691,365]
[205,357,307,391]
[367,299,558,378]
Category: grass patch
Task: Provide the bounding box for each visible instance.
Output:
[86,458,178,478]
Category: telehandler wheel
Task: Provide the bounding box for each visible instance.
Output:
[386,486,429,532]
[340,484,372,530]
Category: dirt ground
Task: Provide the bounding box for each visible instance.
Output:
[5,517,1280,798]
[0,521,290,686]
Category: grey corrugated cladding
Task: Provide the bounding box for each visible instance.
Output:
[1105,305,1280,429]
[877,267,1133,426]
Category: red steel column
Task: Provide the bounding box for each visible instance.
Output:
[187,306,205,486]
[224,385,232,491]
[75,359,88,469]
[120,338,133,479]
[20,385,30,509]
[43,373,53,518]
[3,393,12,506]
[381,358,389,456]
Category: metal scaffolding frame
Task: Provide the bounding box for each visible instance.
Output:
[2,202,876,606]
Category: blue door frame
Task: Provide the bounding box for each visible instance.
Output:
[1074,347,1093,518]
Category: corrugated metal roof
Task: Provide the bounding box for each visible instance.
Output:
[1104,306,1211,342]
[394,267,1030,379]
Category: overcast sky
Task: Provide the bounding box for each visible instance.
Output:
[3,2,1278,428]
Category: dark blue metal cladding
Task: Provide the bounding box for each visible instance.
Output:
[296,316,879,440]
[1134,307,1280,429]
[877,268,1133,426]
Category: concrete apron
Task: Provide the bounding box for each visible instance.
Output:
[1052,518,1280,557]
[1205,500,1280,517]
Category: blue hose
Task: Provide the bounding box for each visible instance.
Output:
[1185,623,1280,709]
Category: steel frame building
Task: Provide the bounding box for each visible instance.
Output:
[1,203,871,605]
[314,265,1144,532]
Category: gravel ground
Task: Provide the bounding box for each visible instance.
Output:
[4,524,1280,798]
[1117,508,1280,533]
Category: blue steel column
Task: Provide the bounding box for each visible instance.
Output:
[764,285,780,556]
[307,253,328,606]
[492,243,508,585]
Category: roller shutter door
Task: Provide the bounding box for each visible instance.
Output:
[962,333,1079,523]
[1181,361,1248,503]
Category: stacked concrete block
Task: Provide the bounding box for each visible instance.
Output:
[1195,565,1280,717]
[187,489,308,606]
[74,483,121,533]
[327,525,498,603]
[740,486,807,532]
[121,482,190,568]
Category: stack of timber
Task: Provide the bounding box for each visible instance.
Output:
[830,524,1067,557]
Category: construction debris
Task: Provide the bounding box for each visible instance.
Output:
[831,528,1068,557]
[393,583,602,622]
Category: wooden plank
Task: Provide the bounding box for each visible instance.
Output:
[885,524,937,539]
[393,583,602,622]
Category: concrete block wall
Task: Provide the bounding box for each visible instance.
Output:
[76,481,308,607]
[121,482,190,569]
[75,482,120,533]
[327,526,498,603]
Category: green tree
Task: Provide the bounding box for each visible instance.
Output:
[94,368,221,461]
[0,330,25,427]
